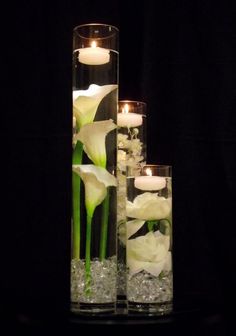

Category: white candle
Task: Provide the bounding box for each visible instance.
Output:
[117,103,143,128]
[134,176,166,191]
[78,41,110,65]
[135,167,166,190]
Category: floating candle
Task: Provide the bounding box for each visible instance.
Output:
[78,41,110,65]
[134,168,166,191]
[117,103,143,128]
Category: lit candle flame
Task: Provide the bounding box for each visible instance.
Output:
[146,168,152,176]
[122,103,129,114]
[91,41,97,48]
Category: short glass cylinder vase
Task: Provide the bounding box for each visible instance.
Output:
[117,101,147,301]
[126,165,173,315]
[71,23,119,314]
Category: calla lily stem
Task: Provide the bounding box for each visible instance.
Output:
[72,140,83,259]
[99,191,110,260]
[85,214,92,295]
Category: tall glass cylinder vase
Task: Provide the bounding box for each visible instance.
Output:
[126,165,173,314]
[117,101,146,302]
[71,23,119,314]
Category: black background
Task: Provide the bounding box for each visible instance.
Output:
[1,0,235,333]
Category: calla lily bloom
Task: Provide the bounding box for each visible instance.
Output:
[73,84,118,129]
[75,119,117,168]
[72,164,117,218]
[126,192,171,220]
[127,231,171,276]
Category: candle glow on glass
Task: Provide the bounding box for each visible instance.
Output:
[117,103,143,128]
[78,40,110,65]
[145,168,152,176]
[134,167,166,191]
[73,116,76,128]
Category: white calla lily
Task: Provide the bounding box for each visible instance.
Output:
[126,192,171,220]
[75,119,117,168]
[127,231,171,276]
[73,84,118,129]
[72,164,117,218]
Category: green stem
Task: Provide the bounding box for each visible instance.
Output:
[72,140,83,259]
[72,172,81,259]
[73,139,83,164]
[147,220,159,232]
[99,191,110,260]
[85,214,92,295]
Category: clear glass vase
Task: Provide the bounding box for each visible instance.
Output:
[117,101,147,302]
[126,164,173,315]
[71,23,119,314]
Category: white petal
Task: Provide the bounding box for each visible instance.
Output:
[143,259,166,276]
[154,230,170,251]
[76,120,116,167]
[73,84,118,128]
[163,252,172,272]
[126,192,171,220]
[73,96,98,128]
[73,84,118,101]
[73,84,101,100]
[126,219,145,239]
[73,164,117,216]
[127,258,166,277]
[73,164,117,188]
[127,258,145,275]
[118,222,126,245]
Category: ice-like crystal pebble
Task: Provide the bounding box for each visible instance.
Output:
[117,261,127,296]
[127,270,173,303]
[71,257,117,303]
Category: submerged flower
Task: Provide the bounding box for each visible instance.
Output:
[127,231,171,276]
[117,149,127,172]
[75,119,116,168]
[73,164,117,218]
[117,149,126,162]
[118,133,129,149]
[117,171,126,223]
[73,84,118,129]
[128,138,142,156]
[126,192,171,220]
[126,219,145,239]
[118,218,146,246]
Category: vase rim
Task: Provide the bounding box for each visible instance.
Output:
[119,100,146,106]
[144,164,172,168]
[74,23,119,32]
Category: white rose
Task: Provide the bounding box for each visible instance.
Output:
[126,192,171,220]
[118,219,145,246]
[127,231,171,276]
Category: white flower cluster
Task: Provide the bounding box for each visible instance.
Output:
[117,127,145,243]
[117,130,144,173]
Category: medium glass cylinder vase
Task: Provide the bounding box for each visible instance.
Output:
[126,164,173,314]
[71,23,119,314]
[117,101,147,301]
